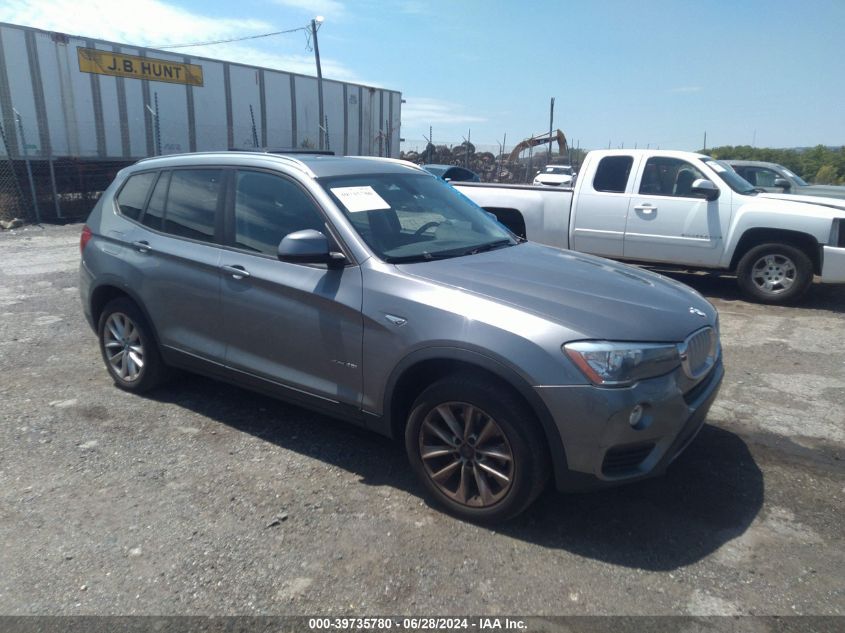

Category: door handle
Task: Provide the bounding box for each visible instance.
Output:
[221,264,250,280]
[132,240,152,253]
[634,204,656,214]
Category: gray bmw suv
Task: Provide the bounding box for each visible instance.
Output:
[80,152,723,522]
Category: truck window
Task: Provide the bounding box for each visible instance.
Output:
[639,157,705,197]
[593,156,633,193]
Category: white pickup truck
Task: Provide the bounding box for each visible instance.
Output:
[455,149,845,303]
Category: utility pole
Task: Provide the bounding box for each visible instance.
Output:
[548,97,555,161]
[311,17,325,150]
[703,131,707,152]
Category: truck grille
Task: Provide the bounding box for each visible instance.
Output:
[680,327,717,380]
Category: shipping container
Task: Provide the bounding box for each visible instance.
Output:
[0,21,402,160]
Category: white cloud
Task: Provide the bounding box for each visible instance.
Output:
[273,0,347,18]
[0,0,358,80]
[669,86,703,94]
[402,97,487,126]
[0,0,269,47]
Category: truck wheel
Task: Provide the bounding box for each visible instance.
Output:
[405,375,550,523]
[98,297,168,393]
[736,243,813,304]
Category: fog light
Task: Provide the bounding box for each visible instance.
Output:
[629,404,644,427]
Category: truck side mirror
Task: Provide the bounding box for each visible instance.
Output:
[691,178,720,201]
[774,178,791,190]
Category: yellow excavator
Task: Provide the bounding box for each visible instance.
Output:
[507,129,568,163]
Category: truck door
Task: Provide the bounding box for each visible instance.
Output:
[623,156,726,267]
[570,154,637,258]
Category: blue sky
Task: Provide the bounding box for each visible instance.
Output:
[3,0,844,152]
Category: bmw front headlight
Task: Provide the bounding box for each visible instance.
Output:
[563,341,680,387]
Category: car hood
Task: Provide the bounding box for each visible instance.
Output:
[397,243,716,342]
[758,192,845,212]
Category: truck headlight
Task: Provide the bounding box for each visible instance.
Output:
[563,341,680,386]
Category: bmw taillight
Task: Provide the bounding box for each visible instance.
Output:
[80,225,93,253]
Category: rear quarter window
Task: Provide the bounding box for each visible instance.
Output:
[593,156,633,193]
[115,172,157,220]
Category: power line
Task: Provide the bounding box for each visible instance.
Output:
[155,25,309,50]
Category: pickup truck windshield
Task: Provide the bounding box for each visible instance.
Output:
[702,159,757,195]
[320,172,516,263]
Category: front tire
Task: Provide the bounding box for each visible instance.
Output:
[405,375,550,523]
[736,243,813,304]
[98,297,167,393]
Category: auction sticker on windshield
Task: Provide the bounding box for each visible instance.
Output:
[331,186,391,213]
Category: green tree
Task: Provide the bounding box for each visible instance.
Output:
[814,164,839,185]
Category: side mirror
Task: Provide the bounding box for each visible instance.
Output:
[691,178,720,201]
[774,178,791,190]
[277,229,345,265]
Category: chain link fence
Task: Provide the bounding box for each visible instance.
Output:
[400,138,586,184]
[0,120,32,224]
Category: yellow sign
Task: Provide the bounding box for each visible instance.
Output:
[77,47,204,86]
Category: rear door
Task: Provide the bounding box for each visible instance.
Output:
[219,169,364,407]
[623,156,727,266]
[570,154,637,257]
[129,168,226,361]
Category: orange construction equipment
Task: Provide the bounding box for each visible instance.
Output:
[507,129,568,163]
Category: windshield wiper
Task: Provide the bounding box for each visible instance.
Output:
[462,239,515,256]
[384,251,456,263]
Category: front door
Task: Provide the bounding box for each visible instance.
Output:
[219,169,364,407]
[623,156,727,267]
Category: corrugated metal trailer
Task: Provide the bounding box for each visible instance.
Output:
[0,21,402,160]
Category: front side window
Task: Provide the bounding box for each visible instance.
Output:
[116,172,156,220]
[233,171,326,255]
[320,172,515,263]
[593,156,633,193]
[750,167,779,188]
[164,169,222,240]
[638,157,705,197]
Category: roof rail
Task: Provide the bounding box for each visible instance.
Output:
[227,148,335,156]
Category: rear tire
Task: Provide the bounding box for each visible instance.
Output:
[736,243,813,304]
[405,374,550,523]
[98,297,167,393]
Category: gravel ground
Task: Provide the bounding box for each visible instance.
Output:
[0,223,843,616]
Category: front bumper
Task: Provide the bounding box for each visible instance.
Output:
[820,245,845,283]
[536,358,723,491]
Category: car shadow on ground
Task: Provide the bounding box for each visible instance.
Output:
[650,269,845,313]
[150,373,764,572]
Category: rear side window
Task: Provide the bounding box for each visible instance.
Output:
[164,169,222,241]
[593,156,633,193]
[141,171,169,232]
[116,172,156,220]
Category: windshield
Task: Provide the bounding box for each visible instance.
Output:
[702,158,757,195]
[545,166,572,175]
[782,168,809,186]
[320,172,517,263]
